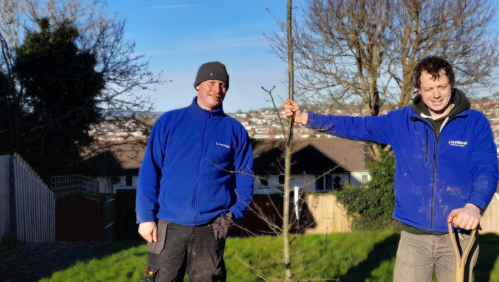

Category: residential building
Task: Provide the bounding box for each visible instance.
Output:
[251,138,372,194]
[81,138,371,195]
[81,142,145,193]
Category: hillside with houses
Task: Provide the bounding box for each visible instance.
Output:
[89,99,499,152]
[80,98,499,196]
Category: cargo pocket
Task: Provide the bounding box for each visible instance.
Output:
[143,264,160,282]
[147,220,168,255]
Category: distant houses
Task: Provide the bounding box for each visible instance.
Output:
[82,98,499,194]
[81,142,144,193]
[81,137,372,194]
[251,138,371,194]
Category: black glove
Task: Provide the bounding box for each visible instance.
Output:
[213,213,232,240]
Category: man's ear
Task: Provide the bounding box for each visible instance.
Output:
[195,85,200,91]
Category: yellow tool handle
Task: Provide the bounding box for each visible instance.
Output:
[447,222,477,282]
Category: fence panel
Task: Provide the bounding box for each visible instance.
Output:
[51,174,99,200]
[51,174,102,241]
[481,193,499,234]
[303,194,351,234]
[115,189,141,241]
[102,194,117,241]
[229,194,285,237]
[110,191,499,239]
[12,154,55,243]
[231,193,351,236]
[55,194,102,241]
[0,156,10,243]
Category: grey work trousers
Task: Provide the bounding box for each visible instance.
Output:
[393,231,479,282]
[143,221,226,282]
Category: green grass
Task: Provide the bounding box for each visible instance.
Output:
[39,232,499,282]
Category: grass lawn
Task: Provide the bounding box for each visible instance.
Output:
[39,232,499,282]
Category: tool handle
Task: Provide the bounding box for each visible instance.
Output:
[448,222,477,282]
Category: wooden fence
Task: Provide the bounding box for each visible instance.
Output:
[303,193,351,233]
[233,192,499,235]
[55,194,105,241]
[230,193,350,236]
[480,193,499,234]
[12,154,55,243]
[112,191,499,239]
[301,193,499,234]
[51,174,107,241]
[102,189,143,241]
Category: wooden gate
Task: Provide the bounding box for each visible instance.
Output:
[52,175,103,241]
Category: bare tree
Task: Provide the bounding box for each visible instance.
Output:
[267,0,499,115]
[0,0,163,177]
[389,0,499,107]
[228,3,338,280]
[283,0,295,280]
[266,0,499,159]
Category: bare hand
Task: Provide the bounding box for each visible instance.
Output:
[284,98,307,125]
[138,221,158,243]
[447,203,481,230]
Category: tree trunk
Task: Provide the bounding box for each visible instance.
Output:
[283,0,293,280]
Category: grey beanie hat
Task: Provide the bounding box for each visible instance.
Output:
[194,61,229,90]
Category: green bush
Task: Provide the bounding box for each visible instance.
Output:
[335,149,399,231]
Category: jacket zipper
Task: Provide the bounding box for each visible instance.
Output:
[193,112,209,225]
[410,112,467,231]
[431,131,439,231]
[411,116,438,231]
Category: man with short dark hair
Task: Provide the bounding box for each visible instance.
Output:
[284,56,498,282]
[136,61,254,282]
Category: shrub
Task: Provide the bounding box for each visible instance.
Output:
[335,149,399,231]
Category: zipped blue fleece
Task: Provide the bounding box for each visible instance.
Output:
[306,105,498,232]
[136,98,254,226]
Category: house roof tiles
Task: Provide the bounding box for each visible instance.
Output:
[252,138,371,175]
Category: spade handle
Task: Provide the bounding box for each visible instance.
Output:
[448,222,477,282]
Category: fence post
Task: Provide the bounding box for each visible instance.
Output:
[0,155,12,243]
[8,155,17,241]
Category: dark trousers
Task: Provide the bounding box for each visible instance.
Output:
[144,222,226,282]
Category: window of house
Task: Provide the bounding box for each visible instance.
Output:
[126,175,133,187]
[361,174,369,185]
[325,175,333,190]
[278,175,285,186]
[316,175,324,191]
[333,176,342,190]
[259,176,269,189]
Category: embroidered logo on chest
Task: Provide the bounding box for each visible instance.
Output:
[448,140,468,147]
[216,142,230,149]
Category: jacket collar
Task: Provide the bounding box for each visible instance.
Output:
[409,105,469,120]
[188,97,226,117]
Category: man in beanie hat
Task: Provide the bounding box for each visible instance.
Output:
[136,61,254,282]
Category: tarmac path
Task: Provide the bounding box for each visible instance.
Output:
[0,241,105,282]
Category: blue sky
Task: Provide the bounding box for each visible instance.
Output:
[106,0,306,113]
[105,1,499,113]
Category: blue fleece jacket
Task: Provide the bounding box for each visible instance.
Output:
[136,98,254,226]
[306,105,498,232]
